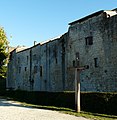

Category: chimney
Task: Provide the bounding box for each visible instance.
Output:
[34,41,37,46]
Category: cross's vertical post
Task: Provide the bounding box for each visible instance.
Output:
[77,68,80,112]
[75,52,80,112]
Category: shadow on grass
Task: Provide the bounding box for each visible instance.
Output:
[84,112,117,119]
[30,105,117,120]
[1,96,117,120]
[22,103,75,112]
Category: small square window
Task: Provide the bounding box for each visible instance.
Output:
[85,36,93,45]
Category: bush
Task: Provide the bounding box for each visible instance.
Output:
[5,91,75,108]
[0,78,6,95]
[5,91,117,115]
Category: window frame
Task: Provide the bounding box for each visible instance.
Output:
[94,58,98,68]
[85,36,93,45]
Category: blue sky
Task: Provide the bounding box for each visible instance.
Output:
[0,0,117,47]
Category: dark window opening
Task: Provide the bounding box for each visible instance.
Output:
[104,70,107,73]
[69,45,71,49]
[85,36,93,45]
[94,58,98,67]
[63,47,65,53]
[56,58,58,64]
[73,60,75,67]
[40,66,42,77]
[25,67,27,71]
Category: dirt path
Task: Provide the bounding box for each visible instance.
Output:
[0,98,89,120]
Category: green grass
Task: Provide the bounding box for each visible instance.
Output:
[19,101,117,120]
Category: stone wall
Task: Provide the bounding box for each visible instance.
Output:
[7,34,68,92]
[7,9,117,92]
[67,11,117,92]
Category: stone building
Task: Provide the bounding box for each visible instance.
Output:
[7,9,117,92]
[7,34,67,92]
[67,9,117,92]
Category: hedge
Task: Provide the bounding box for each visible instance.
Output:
[3,90,117,115]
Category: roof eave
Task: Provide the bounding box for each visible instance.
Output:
[69,10,104,25]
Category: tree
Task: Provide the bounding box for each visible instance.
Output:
[0,27,9,79]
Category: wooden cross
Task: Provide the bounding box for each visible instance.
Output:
[75,52,88,112]
[67,52,88,112]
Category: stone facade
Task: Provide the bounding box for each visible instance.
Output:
[7,34,67,92]
[67,10,117,92]
[7,9,117,92]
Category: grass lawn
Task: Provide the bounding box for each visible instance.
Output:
[20,102,117,120]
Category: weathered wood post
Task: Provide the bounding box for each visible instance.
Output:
[75,67,81,112]
[75,52,89,112]
[67,52,88,112]
[75,52,80,112]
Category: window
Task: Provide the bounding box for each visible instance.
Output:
[56,58,58,64]
[94,58,98,67]
[73,60,75,67]
[54,49,58,64]
[25,67,27,71]
[40,66,42,77]
[85,36,93,45]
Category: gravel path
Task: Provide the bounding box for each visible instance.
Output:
[0,98,89,120]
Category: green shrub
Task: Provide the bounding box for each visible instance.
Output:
[0,78,6,95]
[5,91,117,115]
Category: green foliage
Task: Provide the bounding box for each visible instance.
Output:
[0,66,7,78]
[5,91,117,115]
[3,91,117,120]
[0,77,6,95]
[0,27,9,79]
